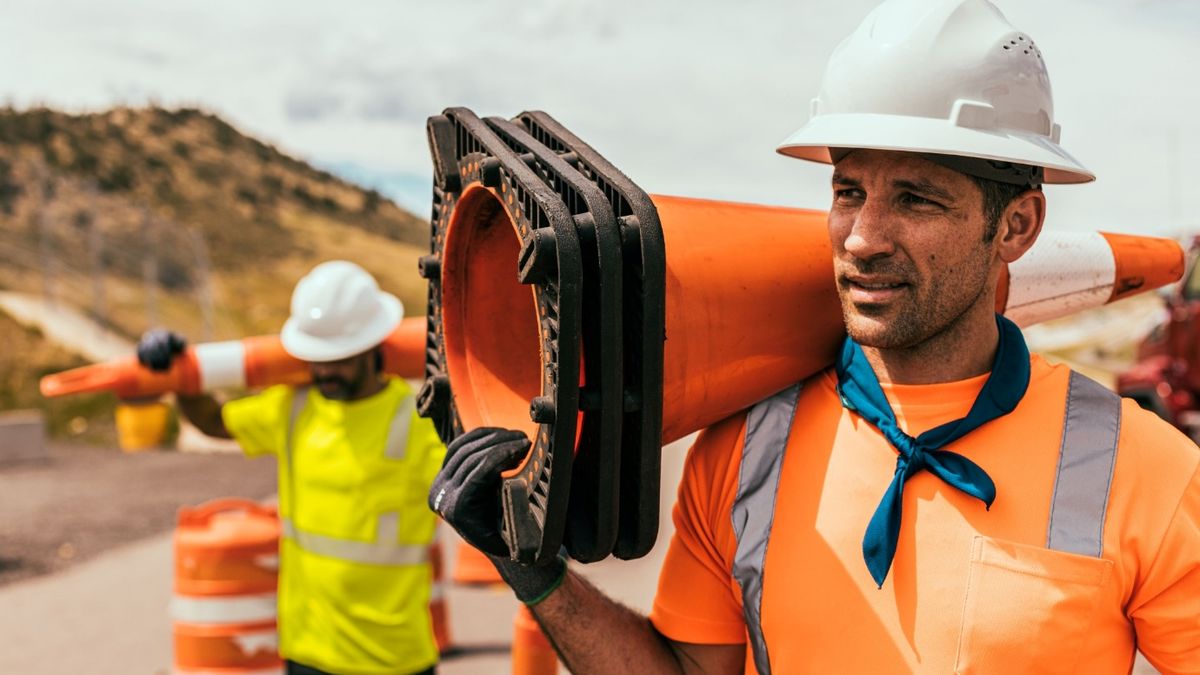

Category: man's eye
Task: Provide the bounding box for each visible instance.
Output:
[834,188,863,202]
[900,192,940,208]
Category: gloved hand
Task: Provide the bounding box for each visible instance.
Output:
[137,329,187,372]
[430,427,568,604]
[430,427,529,556]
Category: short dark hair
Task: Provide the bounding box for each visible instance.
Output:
[971,176,1041,241]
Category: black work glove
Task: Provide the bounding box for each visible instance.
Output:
[429,427,568,604]
[137,329,187,372]
[430,427,529,556]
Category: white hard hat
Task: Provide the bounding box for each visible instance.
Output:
[280,260,404,362]
[777,0,1094,184]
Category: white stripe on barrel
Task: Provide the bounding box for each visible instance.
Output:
[1004,231,1116,328]
[194,341,248,390]
[170,592,277,625]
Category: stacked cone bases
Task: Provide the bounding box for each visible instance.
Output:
[416,108,1186,567]
[38,316,428,399]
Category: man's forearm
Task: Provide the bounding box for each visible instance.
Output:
[176,393,231,439]
[529,570,688,674]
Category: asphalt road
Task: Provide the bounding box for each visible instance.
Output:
[0,442,276,587]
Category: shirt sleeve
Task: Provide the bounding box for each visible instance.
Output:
[1129,463,1200,675]
[220,385,295,458]
[650,415,748,645]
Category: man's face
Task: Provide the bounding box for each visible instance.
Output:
[828,150,998,350]
[309,351,374,401]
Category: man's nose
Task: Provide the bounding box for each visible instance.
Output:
[843,198,896,261]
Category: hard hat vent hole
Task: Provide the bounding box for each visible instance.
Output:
[1002,34,1041,60]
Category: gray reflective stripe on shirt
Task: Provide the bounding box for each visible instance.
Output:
[280,512,429,566]
[384,393,415,459]
[728,370,1122,674]
[731,383,802,675]
[1046,371,1122,557]
[282,385,426,567]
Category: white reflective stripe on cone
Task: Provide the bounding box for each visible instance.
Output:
[170,592,277,624]
[1004,231,1116,327]
[194,340,248,389]
[430,581,447,602]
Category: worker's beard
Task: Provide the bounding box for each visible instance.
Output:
[314,363,369,401]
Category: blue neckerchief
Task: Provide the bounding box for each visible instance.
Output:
[835,314,1030,588]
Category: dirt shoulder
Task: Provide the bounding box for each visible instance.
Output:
[0,442,275,587]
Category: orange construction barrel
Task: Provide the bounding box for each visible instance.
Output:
[172,498,282,674]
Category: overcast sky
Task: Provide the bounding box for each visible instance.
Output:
[3,0,1197,235]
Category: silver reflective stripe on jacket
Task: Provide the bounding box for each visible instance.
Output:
[730,371,1121,675]
[279,512,428,566]
[1046,371,1122,557]
[731,383,802,675]
[282,386,428,567]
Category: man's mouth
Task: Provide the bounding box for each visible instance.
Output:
[844,277,910,304]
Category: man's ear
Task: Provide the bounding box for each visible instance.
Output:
[996,189,1046,263]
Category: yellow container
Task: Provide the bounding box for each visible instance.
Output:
[115,400,171,452]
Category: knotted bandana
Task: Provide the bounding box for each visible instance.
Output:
[835,314,1030,587]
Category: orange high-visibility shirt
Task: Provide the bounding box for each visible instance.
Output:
[650,356,1200,674]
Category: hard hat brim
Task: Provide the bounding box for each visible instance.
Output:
[776,113,1095,184]
[280,292,404,363]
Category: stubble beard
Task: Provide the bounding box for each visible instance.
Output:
[839,242,995,352]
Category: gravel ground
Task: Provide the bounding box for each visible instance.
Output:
[0,442,276,587]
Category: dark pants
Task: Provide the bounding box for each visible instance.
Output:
[286,660,436,675]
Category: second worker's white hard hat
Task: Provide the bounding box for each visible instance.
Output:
[776,0,1094,184]
[280,260,403,363]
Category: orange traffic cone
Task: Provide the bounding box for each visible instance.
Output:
[452,539,504,586]
[512,605,557,675]
[172,499,282,675]
[435,188,1183,445]
[39,316,427,399]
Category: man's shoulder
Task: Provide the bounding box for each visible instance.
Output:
[689,371,838,469]
[1116,396,1200,475]
[226,383,297,411]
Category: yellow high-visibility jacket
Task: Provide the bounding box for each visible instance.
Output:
[223,377,445,675]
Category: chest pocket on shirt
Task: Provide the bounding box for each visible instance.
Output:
[954,536,1113,675]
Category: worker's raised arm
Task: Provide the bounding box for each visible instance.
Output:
[175,392,230,439]
[429,427,744,674]
[137,329,231,439]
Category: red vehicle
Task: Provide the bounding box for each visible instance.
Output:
[1117,237,1200,442]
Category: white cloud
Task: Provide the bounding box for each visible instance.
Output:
[1,0,1197,234]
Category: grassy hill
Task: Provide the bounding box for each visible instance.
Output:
[0,308,115,444]
[0,106,429,342]
[0,106,432,440]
